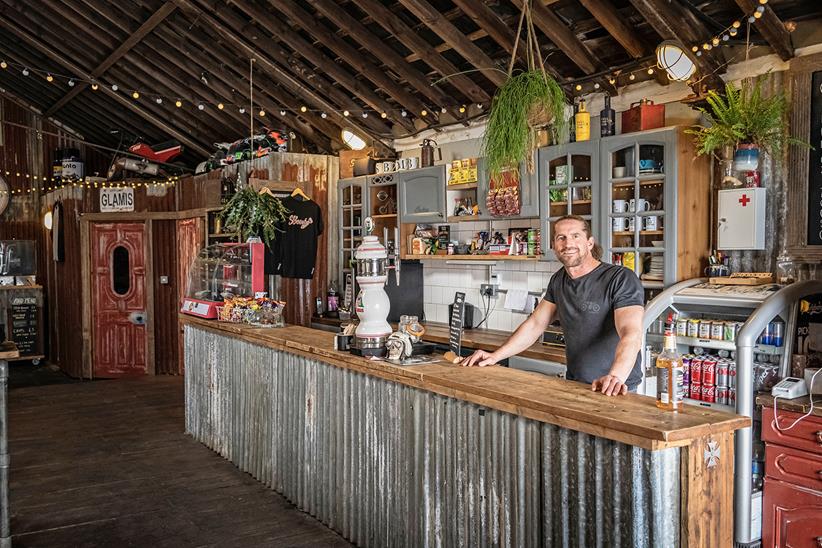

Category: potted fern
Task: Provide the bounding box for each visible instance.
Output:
[219,185,289,246]
[686,79,805,165]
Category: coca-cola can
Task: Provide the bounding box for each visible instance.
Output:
[716,385,729,405]
[729,387,736,406]
[702,357,717,387]
[702,384,716,403]
[717,361,729,386]
[690,383,702,401]
[728,361,736,388]
[690,357,703,384]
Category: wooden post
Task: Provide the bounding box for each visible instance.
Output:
[0,347,19,548]
[680,432,736,547]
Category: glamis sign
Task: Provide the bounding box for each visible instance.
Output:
[99,187,135,212]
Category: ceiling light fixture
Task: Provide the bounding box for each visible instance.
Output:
[655,41,697,82]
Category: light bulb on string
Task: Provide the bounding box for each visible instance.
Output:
[259,109,265,117]
[421,109,428,116]
[46,74,53,82]
[730,28,738,36]
[156,97,162,104]
[280,109,286,116]
[362,112,368,118]
[629,73,636,81]
[132,91,140,99]
[381,111,388,118]
[68,79,75,87]
[343,110,350,117]
[754,9,763,17]
[239,107,245,114]
[458,105,466,113]
[732,20,741,28]
[111,84,118,91]
[21,68,29,76]
[609,77,616,85]
[401,110,408,117]
[647,67,654,75]
[712,37,720,46]
[594,82,600,89]
[441,107,447,114]
[575,84,582,91]
[756,5,765,12]
[300,105,307,113]
[175,99,182,108]
[748,15,756,23]
[320,112,327,119]
[198,103,205,111]
[723,34,730,41]
[0,61,6,69]
[692,46,699,53]
[217,103,224,110]
[759,0,768,3]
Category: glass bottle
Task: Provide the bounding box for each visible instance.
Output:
[600,93,615,137]
[569,99,577,143]
[575,99,591,142]
[656,314,684,411]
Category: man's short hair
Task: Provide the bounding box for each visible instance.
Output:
[553,215,603,260]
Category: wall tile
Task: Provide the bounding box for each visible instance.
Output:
[527,272,545,293]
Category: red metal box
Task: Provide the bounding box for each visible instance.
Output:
[621,100,665,133]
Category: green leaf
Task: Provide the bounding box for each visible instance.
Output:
[218,185,290,247]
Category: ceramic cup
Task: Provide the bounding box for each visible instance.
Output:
[613,199,627,213]
[644,215,658,230]
[612,217,627,232]
[629,198,650,212]
[613,166,626,178]
[407,156,419,170]
[628,217,636,232]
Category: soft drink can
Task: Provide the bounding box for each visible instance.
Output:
[711,321,724,340]
[698,320,711,339]
[690,357,703,384]
[717,361,729,386]
[723,321,738,342]
[687,319,700,338]
[728,361,736,388]
[690,382,702,401]
[760,322,772,346]
[716,385,729,405]
[676,319,688,337]
[729,387,736,406]
[771,321,784,347]
[702,357,717,386]
[682,356,691,386]
[702,385,716,403]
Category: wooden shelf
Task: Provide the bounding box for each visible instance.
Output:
[371,214,397,219]
[208,232,237,237]
[446,182,478,190]
[402,254,538,261]
[550,200,592,206]
[0,284,42,291]
[446,215,484,223]
[612,180,666,189]
[612,230,664,236]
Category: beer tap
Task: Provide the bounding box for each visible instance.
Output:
[383,226,401,286]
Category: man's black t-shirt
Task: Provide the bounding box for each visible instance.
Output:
[542,262,644,388]
[275,196,323,279]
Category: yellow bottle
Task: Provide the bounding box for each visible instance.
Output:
[575,99,591,142]
[656,316,684,411]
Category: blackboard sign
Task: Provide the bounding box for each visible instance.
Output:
[449,292,466,355]
[808,70,822,246]
[8,297,38,356]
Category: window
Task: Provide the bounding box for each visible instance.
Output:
[112,246,130,295]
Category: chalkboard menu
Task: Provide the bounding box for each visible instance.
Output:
[449,292,466,355]
[808,70,822,246]
[8,297,38,356]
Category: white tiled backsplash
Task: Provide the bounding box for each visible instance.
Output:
[420,219,562,332]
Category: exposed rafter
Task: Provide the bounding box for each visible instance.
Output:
[733,0,794,61]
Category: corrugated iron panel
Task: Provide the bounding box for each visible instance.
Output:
[185,326,680,547]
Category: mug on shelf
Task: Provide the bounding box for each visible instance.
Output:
[628,217,636,232]
[643,216,659,230]
[613,199,627,213]
[613,166,626,178]
[629,198,650,212]
[612,217,627,232]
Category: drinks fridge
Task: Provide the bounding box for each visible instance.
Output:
[641,278,822,547]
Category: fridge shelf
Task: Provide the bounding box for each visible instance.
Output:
[646,333,784,354]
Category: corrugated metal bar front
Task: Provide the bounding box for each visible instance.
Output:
[185,326,681,547]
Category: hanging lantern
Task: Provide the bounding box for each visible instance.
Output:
[655,41,697,82]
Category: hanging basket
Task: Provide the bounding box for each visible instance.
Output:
[527,102,555,128]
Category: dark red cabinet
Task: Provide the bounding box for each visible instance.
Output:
[762,407,822,548]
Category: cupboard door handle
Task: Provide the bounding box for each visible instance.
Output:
[816,536,822,548]
[817,431,822,444]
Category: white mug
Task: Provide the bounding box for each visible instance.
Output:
[628,217,636,232]
[613,166,626,178]
[612,217,627,232]
[644,216,659,230]
[407,156,419,170]
[629,198,650,212]
[382,161,395,173]
[399,158,410,170]
[613,199,627,213]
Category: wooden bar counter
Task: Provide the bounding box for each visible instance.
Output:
[182,317,748,547]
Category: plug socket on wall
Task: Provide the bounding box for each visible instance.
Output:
[480,284,498,298]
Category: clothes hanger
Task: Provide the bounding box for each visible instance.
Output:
[290,186,310,201]
[258,186,276,198]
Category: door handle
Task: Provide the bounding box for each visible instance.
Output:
[129,311,147,325]
[816,430,822,445]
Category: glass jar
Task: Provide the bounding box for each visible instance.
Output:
[776,253,795,285]
[733,144,760,172]
[399,315,425,342]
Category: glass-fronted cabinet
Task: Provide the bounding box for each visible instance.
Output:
[338,176,368,284]
[538,141,600,259]
[599,127,710,294]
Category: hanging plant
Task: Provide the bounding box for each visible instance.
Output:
[219,185,289,246]
[685,79,808,158]
[482,0,567,182]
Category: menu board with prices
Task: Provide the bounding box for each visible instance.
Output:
[8,296,38,356]
[449,292,466,356]
[808,70,822,246]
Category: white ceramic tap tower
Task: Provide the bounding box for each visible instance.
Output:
[353,218,392,353]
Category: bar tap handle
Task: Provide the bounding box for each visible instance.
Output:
[394,226,401,286]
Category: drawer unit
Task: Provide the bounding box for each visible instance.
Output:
[765,443,822,492]
[762,478,822,548]
[762,406,822,455]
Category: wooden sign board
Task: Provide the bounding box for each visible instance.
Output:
[449,292,466,356]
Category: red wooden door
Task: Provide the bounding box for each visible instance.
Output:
[91,223,148,377]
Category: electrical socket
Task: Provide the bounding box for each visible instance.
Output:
[480,283,498,298]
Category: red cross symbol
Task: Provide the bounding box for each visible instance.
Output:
[738,194,750,207]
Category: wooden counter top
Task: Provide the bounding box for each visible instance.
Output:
[312,316,566,363]
[757,393,822,417]
[181,316,748,451]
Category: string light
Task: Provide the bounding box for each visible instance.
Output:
[362,112,368,118]
[343,110,350,117]
[575,84,582,91]
[300,105,307,113]
[401,110,407,117]
[280,109,287,116]
[155,97,162,104]
[0,61,6,69]
[421,109,428,116]
[629,73,636,80]
[198,103,205,111]
[440,107,447,114]
[46,74,53,82]
[132,91,140,99]
[111,84,118,91]
[381,111,388,118]
[21,68,29,76]
[458,106,466,114]
[647,68,654,75]
[320,112,327,119]
[239,107,245,114]
[259,109,265,116]
[175,99,182,108]
[67,79,75,87]
[217,103,224,110]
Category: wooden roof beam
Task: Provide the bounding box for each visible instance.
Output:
[450,0,528,69]
[578,0,669,86]
[268,0,438,123]
[733,0,793,61]
[304,0,460,112]
[0,13,212,157]
[395,0,507,88]
[44,2,176,117]
[350,0,490,105]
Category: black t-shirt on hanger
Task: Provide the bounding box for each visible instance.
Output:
[275,196,324,279]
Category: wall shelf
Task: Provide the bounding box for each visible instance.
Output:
[371,214,397,219]
[402,254,537,261]
[446,182,478,190]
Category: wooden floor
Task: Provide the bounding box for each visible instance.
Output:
[8,376,352,548]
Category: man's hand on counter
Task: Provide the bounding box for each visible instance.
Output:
[591,374,628,396]
[461,349,499,367]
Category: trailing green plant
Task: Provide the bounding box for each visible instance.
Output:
[219,185,289,246]
[482,69,567,181]
[686,79,808,158]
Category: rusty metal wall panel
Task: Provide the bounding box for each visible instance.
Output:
[185,326,680,547]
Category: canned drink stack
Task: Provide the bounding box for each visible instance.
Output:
[687,319,700,338]
[702,357,717,387]
[690,356,703,384]
[702,385,716,403]
[728,361,736,388]
[716,385,729,405]
[771,321,784,347]
[717,361,729,386]
[723,321,738,342]
[690,383,702,401]
[676,319,687,337]
[711,321,724,341]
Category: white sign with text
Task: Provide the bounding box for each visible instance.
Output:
[100,187,135,212]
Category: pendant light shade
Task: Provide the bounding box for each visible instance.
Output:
[655,41,697,82]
